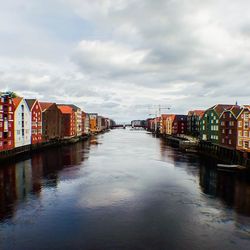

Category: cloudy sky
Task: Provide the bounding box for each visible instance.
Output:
[1,0,250,122]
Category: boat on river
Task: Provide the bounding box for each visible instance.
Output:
[217,164,246,172]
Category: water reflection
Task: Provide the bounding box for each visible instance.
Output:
[0,140,90,222]
[159,137,250,217]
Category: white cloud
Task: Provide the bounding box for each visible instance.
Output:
[1,0,250,121]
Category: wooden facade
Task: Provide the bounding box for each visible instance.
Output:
[187,110,204,137]
[40,103,62,142]
[0,93,14,151]
[237,106,250,152]
[200,104,233,144]
[219,106,241,149]
[57,105,76,138]
[172,115,187,135]
[26,99,43,144]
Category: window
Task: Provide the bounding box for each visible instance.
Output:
[238,131,242,136]
[238,121,242,127]
[244,131,248,137]
[222,138,225,143]
[0,132,2,138]
[229,129,232,134]
[222,129,225,134]
[229,139,232,145]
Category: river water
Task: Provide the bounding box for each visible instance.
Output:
[0,129,250,250]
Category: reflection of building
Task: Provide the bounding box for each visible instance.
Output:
[199,165,217,196]
[15,160,33,200]
[0,164,17,221]
[234,178,250,216]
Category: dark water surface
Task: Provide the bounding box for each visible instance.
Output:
[0,130,250,250]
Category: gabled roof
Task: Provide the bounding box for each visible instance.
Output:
[220,105,241,119]
[236,105,250,118]
[166,114,176,121]
[193,110,205,118]
[57,105,73,114]
[13,97,23,111]
[40,102,54,112]
[230,105,242,118]
[25,99,37,110]
[58,104,80,111]
[174,115,187,121]
[213,104,234,116]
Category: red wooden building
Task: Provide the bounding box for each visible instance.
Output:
[0,93,15,151]
[219,105,241,149]
[172,115,188,135]
[26,99,42,144]
[57,105,76,138]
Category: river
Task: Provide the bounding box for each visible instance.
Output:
[0,129,250,249]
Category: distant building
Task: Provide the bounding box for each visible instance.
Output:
[165,115,176,135]
[57,105,76,138]
[13,97,31,148]
[236,106,250,152]
[187,110,205,137]
[26,99,43,144]
[172,115,187,135]
[0,93,15,151]
[89,113,98,133]
[82,112,90,135]
[58,104,82,137]
[131,120,144,128]
[40,102,62,142]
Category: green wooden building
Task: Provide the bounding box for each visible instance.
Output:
[200,104,234,144]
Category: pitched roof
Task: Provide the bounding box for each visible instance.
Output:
[212,104,234,116]
[174,115,187,121]
[25,99,37,110]
[40,102,54,112]
[57,104,80,111]
[57,105,73,114]
[13,97,23,110]
[193,110,205,118]
[230,105,242,117]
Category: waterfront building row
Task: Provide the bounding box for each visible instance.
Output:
[146,104,250,154]
[0,92,115,152]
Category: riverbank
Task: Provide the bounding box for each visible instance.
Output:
[151,130,250,169]
[0,130,110,164]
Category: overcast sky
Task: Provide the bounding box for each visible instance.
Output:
[1,0,250,122]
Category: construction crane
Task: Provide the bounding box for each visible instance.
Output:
[148,105,171,133]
